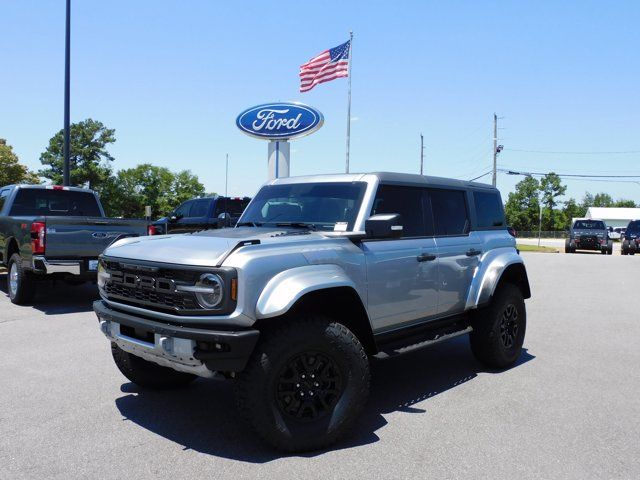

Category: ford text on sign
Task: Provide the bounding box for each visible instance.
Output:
[236,103,324,140]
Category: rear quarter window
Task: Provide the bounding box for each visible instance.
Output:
[473,191,505,228]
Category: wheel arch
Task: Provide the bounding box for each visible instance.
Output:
[4,237,20,265]
[466,248,531,309]
[256,286,377,355]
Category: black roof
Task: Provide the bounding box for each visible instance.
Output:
[371,172,497,190]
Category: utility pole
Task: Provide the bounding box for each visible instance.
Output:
[492,113,497,187]
[420,133,424,175]
[63,0,71,186]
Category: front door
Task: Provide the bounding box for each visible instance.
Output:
[363,185,439,332]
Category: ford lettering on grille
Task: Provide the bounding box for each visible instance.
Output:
[110,271,176,294]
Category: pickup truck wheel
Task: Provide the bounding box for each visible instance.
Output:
[470,283,526,369]
[564,239,571,253]
[110,343,197,389]
[7,254,35,305]
[236,316,370,452]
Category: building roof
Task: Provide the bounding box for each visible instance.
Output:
[586,207,640,220]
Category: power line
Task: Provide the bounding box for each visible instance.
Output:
[500,169,640,178]
[505,148,640,155]
[469,171,493,182]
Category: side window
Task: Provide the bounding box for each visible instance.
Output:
[189,199,210,218]
[370,185,429,237]
[0,189,8,213]
[474,191,505,228]
[430,189,469,236]
[173,200,193,218]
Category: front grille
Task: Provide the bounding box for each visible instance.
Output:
[102,259,205,314]
[579,235,598,246]
[104,282,198,311]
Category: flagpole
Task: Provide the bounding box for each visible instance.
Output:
[345,31,353,173]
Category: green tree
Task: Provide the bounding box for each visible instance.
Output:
[539,172,567,230]
[504,176,541,231]
[0,139,40,186]
[592,192,614,207]
[614,199,637,208]
[101,164,205,218]
[39,119,115,191]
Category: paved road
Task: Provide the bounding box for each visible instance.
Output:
[1,253,639,479]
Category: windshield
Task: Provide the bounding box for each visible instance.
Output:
[239,182,366,231]
[573,220,605,230]
[627,221,640,233]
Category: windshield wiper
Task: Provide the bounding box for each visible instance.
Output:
[236,221,263,227]
[274,222,317,231]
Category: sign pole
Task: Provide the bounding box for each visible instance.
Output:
[345,31,353,174]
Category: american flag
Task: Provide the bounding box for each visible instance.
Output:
[299,40,350,93]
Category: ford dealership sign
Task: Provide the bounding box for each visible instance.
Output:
[236,102,324,140]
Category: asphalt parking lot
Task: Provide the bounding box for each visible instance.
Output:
[1,252,639,480]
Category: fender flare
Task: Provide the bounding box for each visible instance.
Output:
[255,264,359,319]
[465,247,530,310]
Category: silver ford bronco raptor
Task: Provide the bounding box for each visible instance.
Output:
[94,172,531,452]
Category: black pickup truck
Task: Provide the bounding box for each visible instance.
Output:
[565,218,613,255]
[150,196,251,235]
[0,184,149,304]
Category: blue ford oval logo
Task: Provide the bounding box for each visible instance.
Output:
[236,102,324,140]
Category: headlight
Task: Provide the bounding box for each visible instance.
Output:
[193,273,224,309]
[97,262,110,289]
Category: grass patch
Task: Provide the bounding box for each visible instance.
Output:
[517,243,559,253]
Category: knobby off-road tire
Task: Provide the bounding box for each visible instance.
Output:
[470,283,526,369]
[236,316,370,452]
[564,239,571,254]
[7,253,35,305]
[621,240,629,255]
[111,343,197,389]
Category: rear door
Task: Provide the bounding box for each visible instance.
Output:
[429,188,481,316]
[363,184,439,332]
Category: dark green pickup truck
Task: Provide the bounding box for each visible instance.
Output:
[0,184,149,304]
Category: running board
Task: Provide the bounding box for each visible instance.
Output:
[375,326,473,358]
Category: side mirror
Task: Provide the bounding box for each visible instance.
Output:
[217,212,231,227]
[365,213,403,239]
[169,215,178,222]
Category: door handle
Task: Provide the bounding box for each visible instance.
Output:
[417,253,437,262]
[466,249,482,257]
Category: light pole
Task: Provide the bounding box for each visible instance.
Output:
[538,201,543,247]
[63,0,71,186]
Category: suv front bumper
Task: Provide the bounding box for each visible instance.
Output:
[94,300,259,375]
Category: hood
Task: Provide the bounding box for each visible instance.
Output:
[102,227,331,267]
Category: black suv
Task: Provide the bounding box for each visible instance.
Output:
[621,220,640,255]
[565,219,612,255]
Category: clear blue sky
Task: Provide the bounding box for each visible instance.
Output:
[2,1,639,203]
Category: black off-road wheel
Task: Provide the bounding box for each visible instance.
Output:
[111,343,197,389]
[470,283,526,369]
[564,239,571,253]
[236,316,370,452]
[7,253,35,305]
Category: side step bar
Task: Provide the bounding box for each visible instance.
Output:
[373,314,473,358]
[375,326,473,358]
